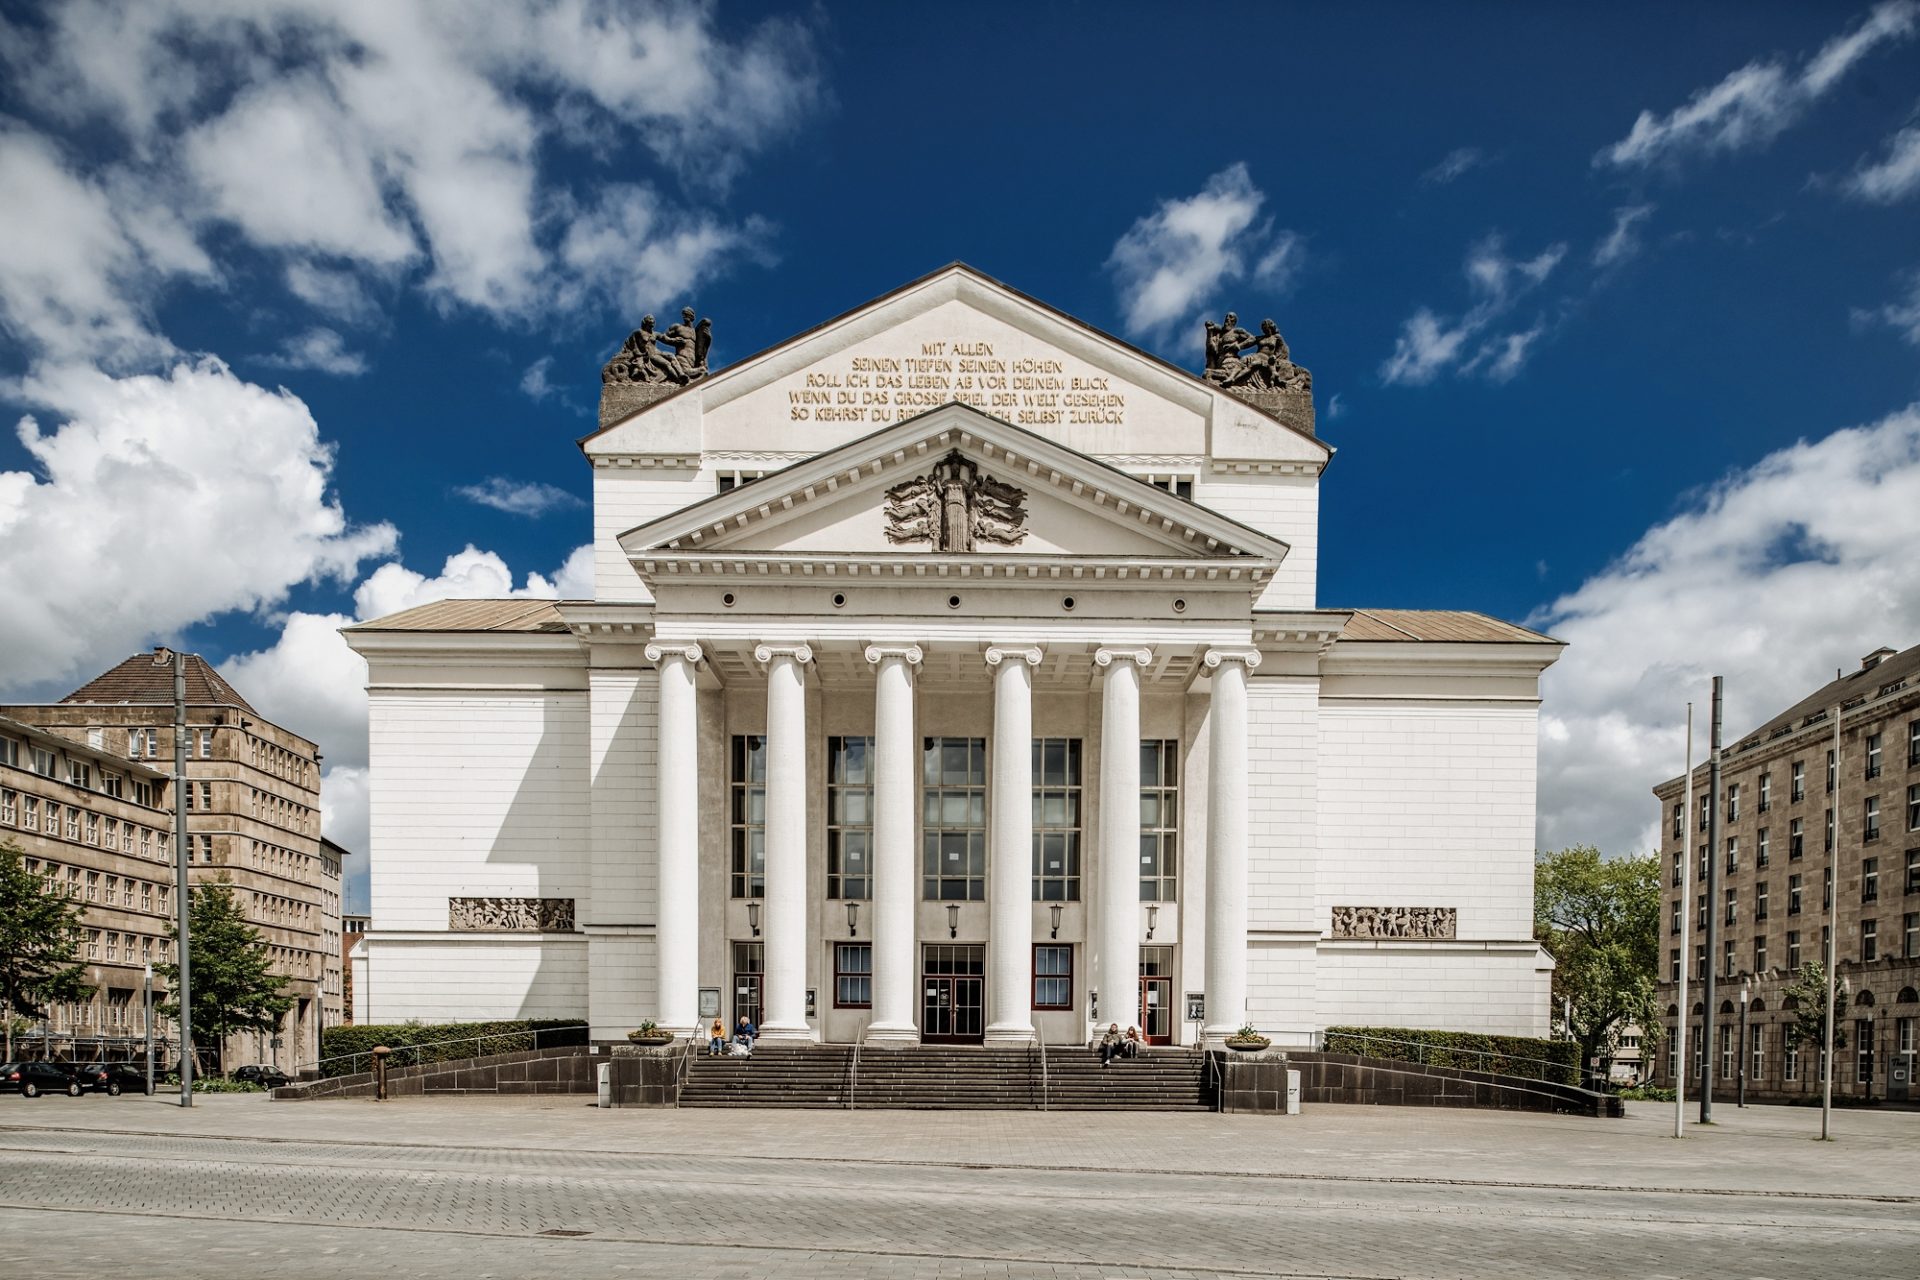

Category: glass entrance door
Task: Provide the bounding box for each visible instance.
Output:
[1139,946,1173,1044]
[732,941,762,1029]
[922,944,985,1043]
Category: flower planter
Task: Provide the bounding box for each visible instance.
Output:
[1225,1039,1270,1053]
[626,1034,674,1047]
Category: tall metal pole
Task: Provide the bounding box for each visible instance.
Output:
[1821,703,1839,1139]
[1738,979,1749,1108]
[173,651,194,1107]
[143,964,154,1097]
[1702,676,1723,1123]
[1675,702,1693,1139]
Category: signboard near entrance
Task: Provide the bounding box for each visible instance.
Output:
[698,988,721,1020]
[1185,992,1205,1023]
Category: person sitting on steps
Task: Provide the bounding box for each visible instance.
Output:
[731,1015,757,1057]
[1123,1025,1142,1058]
[1098,1022,1126,1067]
[707,1018,726,1056]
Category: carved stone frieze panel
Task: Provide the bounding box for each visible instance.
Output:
[1330,905,1457,940]
[449,897,577,933]
[883,449,1027,552]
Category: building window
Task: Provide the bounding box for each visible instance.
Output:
[1865,796,1881,842]
[1907,849,1920,894]
[199,834,213,863]
[729,735,766,899]
[1751,1025,1764,1082]
[1756,880,1769,920]
[1866,732,1883,780]
[1791,760,1805,802]
[923,737,987,901]
[1670,901,1681,935]
[0,788,13,826]
[86,929,98,960]
[1138,739,1179,903]
[21,796,38,832]
[1784,1034,1800,1082]
[1694,944,1706,981]
[1723,938,1736,977]
[1823,865,1832,910]
[1669,948,1680,982]
[0,736,15,768]
[1724,888,1737,925]
[1031,738,1083,903]
[1753,934,1767,972]
[1826,749,1836,794]
[1143,474,1195,500]
[1672,803,1683,840]
[1863,919,1878,963]
[1698,795,1710,832]
[1905,912,1918,959]
[1727,784,1740,823]
[1672,851,1683,887]
[1864,857,1879,902]
[1725,837,1738,875]
[1824,808,1834,854]
[1787,930,1801,969]
[1758,772,1771,813]
[1720,1024,1734,1078]
[1697,893,1707,930]
[826,736,873,901]
[1790,817,1804,859]
[833,942,871,1008]
[1788,874,1802,916]
[1910,718,1920,766]
[1032,943,1073,1010]
[1909,784,1920,833]
[1856,1021,1874,1084]
[1757,827,1770,867]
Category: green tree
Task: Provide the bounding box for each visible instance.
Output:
[0,841,94,1061]
[1782,961,1849,1069]
[1534,845,1661,1084]
[157,877,292,1074]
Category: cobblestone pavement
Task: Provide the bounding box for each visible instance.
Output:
[1,1096,1915,1279]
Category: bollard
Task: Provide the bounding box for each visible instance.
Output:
[371,1045,391,1102]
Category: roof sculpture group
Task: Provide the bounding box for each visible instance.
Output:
[1202,312,1311,394]
[603,306,712,387]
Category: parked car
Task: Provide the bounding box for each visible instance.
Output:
[0,1062,84,1097]
[231,1064,292,1088]
[71,1062,152,1095]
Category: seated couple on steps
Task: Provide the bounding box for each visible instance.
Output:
[1098,1024,1143,1066]
[708,1016,756,1057]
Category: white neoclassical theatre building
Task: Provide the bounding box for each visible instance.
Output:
[344,266,1562,1047]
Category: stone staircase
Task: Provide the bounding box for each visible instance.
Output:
[678,1042,1213,1111]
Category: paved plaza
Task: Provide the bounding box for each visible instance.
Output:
[1,1095,1915,1279]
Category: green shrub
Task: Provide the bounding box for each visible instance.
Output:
[192,1077,265,1093]
[1615,1084,1676,1102]
[1323,1026,1580,1086]
[319,1019,587,1078]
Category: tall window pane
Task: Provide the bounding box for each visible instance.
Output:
[827,736,873,900]
[923,737,986,900]
[1031,738,1081,902]
[730,735,766,899]
[1140,739,1179,902]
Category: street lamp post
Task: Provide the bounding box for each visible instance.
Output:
[1738,978,1750,1108]
[142,964,154,1097]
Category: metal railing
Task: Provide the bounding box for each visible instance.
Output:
[1034,1031,1049,1112]
[1320,1031,1578,1084]
[300,1024,587,1079]
[672,1034,697,1107]
[847,1024,871,1110]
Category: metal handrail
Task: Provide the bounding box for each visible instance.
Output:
[848,1023,875,1110]
[299,1024,587,1078]
[1033,1030,1049,1112]
[1322,1031,1577,1083]
[672,1034,697,1107]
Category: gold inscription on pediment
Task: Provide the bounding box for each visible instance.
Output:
[784,339,1127,428]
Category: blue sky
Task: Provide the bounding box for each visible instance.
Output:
[3,2,1919,907]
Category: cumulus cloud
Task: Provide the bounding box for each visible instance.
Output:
[1592,204,1656,269]
[1531,404,1920,856]
[455,477,584,517]
[1380,235,1566,385]
[255,327,370,377]
[0,359,397,691]
[1596,1,1918,170]
[318,763,371,907]
[1421,146,1488,185]
[1846,124,1920,203]
[1107,163,1304,343]
[1853,267,1920,344]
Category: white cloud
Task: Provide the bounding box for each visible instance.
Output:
[1530,403,1920,856]
[1107,163,1304,342]
[1846,124,1920,202]
[284,262,381,324]
[1381,235,1566,385]
[352,543,587,621]
[224,611,365,769]
[1597,1,1918,170]
[319,763,370,908]
[553,182,771,317]
[1853,267,1920,344]
[455,477,584,517]
[1592,204,1656,269]
[520,356,557,401]
[1421,146,1487,185]
[0,359,397,691]
[255,327,370,377]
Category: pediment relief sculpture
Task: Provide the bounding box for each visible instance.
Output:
[883,450,1028,553]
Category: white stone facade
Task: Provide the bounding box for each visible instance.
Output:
[344,267,1561,1045]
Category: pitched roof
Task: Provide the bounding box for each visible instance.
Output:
[344,599,577,633]
[61,650,259,712]
[1740,641,1920,743]
[1334,609,1558,644]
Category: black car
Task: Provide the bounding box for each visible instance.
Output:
[0,1062,84,1097]
[231,1064,292,1088]
[71,1062,152,1096]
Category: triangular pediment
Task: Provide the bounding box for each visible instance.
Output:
[618,405,1291,571]
[583,264,1331,472]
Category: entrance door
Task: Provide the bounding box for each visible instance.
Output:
[922,944,985,1043]
[1139,946,1173,1044]
[732,941,763,1028]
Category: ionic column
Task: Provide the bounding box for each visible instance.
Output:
[863,644,923,1045]
[1202,646,1260,1041]
[755,643,814,1040]
[1095,646,1152,1036]
[644,642,702,1036]
[984,644,1043,1042]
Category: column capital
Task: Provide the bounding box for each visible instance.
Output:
[643,641,704,666]
[984,644,1043,667]
[1094,645,1153,669]
[1203,646,1262,671]
[753,642,814,665]
[862,643,924,666]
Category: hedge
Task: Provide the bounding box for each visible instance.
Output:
[319,1019,588,1078]
[1322,1026,1580,1086]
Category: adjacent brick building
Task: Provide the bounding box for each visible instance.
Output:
[2,649,331,1073]
[1650,642,1920,1103]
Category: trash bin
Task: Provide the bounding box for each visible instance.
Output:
[1285,1068,1301,1115]
[596,1062,611,1109]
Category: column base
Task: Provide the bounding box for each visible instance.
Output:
[984,1022,1038,1044]
[754,1022,818,1043]
[862,1022,920,1048]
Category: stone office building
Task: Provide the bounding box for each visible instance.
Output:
[1650,642,1920,1103]
[345,265,1563,1047]
[2,651,332,1072]
[0,714,178,1061]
